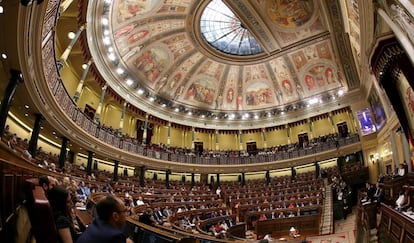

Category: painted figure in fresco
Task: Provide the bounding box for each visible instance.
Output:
[282,80,293,95]
[135,49,165,83]
[155,75,168,90]
[117,0,158,22]
[325,68,335,84]
[226,88,234,103]
[169,73,182,89]
[305,75,315,91]
[267,0,313,28]
[185,81,215,105]
[174,85,185,100]
[215,95,223,109]
[406,87,414,114]
[127,30,149,44]
[237,95,243,110]
[114,24,136,38]
[275,89,283,105]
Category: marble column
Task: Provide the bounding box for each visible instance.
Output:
[86,151,93,176]
[58,137,69,168]
[28,114,43,158]
[0,69,23,137]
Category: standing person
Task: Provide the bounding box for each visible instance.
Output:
[76,195,133,243]
[48,185,77,243]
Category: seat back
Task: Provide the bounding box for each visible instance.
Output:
[24,178,57,243]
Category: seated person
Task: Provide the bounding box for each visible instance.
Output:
[400,190,411,211]
[76,195,133,243]
[397,164,406,177]
[396,190,408,211]
[372,183,384,206]
[139,208,157,226]
[289,227,300,238]
[48,186,78,243]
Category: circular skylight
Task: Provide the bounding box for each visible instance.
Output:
[200,0,264,56]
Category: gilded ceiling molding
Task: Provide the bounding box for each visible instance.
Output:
[325,0,360,90]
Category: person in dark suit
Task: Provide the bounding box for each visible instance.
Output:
[76,195,133,243]
[373,183,384,207]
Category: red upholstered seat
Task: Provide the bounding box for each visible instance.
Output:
[24,178,57,243]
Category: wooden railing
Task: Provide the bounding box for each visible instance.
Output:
[378,203,414,243]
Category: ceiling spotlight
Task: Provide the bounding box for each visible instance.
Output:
[67,31,76,39]
[0,6,4,14]
[24,113,28,117]
[126,79,133,86]
[137,89,144,95]
[103,37,111,45]
[116,68,124,75]
[1,53,7,59]
[101,18,109,26]
[188,111,192,116]
[254,114,259,119]
[161,103,166,107]
[82,63,88,69]
[338,89,344,96]
[174,107,179,112]
[24,104,29,109]
[108,53,116,61]
[149,97,155,102]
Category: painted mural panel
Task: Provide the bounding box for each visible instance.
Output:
[266,0,314,29]
[185,78,217,106]
[133,47,170,84]
[116,0,160,22]
[245,82,274,107]
[397,74,414,135]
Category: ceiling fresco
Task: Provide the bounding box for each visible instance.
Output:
[85,0,352,127]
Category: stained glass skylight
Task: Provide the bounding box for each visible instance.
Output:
[200,0,264,56]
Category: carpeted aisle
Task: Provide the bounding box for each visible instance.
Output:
[320,179,333,235]
[307,208,356,243]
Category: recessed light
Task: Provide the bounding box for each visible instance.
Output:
[101,18,109,26]
[137,89,144,95]
[116,68,124,74]
[0,6,4,14]
[126,79,133,86]
[24,113,28,117]
[68,31,76,39]
[1,53,7,59]
[24,104,29,109]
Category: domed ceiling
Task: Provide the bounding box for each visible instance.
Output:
[86,0,355,129]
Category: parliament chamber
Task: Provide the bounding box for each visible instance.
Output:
[1,0,414,242]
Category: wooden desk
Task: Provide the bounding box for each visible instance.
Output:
[379,203,414,243]
[255,214,320,239]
